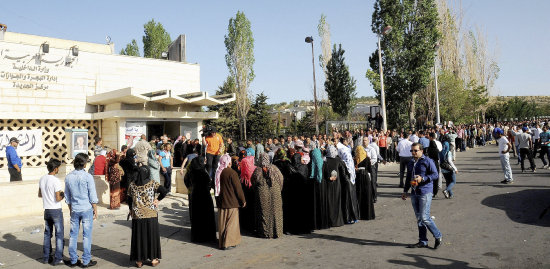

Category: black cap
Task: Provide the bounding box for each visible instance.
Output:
[9,137,19,143]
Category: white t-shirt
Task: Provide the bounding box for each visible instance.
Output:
[39,174,63,209]
[498,136,510,156]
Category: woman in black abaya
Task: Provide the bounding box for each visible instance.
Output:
[183,156,217,243]
[323,145,344,227]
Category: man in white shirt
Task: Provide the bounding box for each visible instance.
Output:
[38,159,65,265]
[367,137,383,198]
[397,136,413,187]
[494,128,514,183]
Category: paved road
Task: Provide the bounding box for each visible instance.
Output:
[0,145,549,268]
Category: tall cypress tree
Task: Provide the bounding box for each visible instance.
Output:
[324,44,357,118]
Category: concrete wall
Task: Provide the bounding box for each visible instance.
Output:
[0,31,200,120]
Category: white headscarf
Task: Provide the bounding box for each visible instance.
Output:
[338,145,356,184]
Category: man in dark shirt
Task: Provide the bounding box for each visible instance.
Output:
[401,143,442,249]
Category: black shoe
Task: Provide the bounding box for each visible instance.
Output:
[434,238,442,249]
[79,260,97,268]
[51,259,65,266]
[407,242,427,248]
[442,190,450,199]
[399,184,404,188]
[64,260,81,268]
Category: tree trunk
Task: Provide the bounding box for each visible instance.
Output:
[243,117,247,140]
[409,94,416,130]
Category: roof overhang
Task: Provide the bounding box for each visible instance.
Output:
[91,110,219,120]
[87,87,235,106]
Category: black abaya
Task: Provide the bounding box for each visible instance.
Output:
[323,157,344,227]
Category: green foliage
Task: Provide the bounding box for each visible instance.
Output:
[247,93,274,139]
[120,39,140,56]
[486,97,543,121]
[296,111,316,136]
[368,0,440,128]
[208,77,239,138]
[142,19,171,59]
[325,44,357,117]
[225,11,255,140]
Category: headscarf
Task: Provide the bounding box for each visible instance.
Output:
[258,152,283,187]
[294,140,304,148]
[246,147,255,157]
[135,165,151,186]
[354,145,367,164]
[215,154,231,196]
[240,156,256,188]
[302,153,311,165]
[326,145,338,158]
[309,148,323,183]
[338,145,356,184]
[174,135,183,145]
[125,148,136,159]
[190,155,206,171]
[274,148,290,162]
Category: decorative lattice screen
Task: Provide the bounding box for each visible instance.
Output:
[0,119,98,168]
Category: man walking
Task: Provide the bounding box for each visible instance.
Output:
[38,159,64,265]
[401,143,442,249]
[6,137,23,181]
[515,127,536,173]
[64,153,98,267]
[397,135,413,188]
[539,125,550,169]
[134,134,152,166]
[494,128,514,184]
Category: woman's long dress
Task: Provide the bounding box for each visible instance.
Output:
[252,166,284,238]
[324,157,344,227]
[355,158,375,220]
[184,169,217,243]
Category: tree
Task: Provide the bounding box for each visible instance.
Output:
[142,19,172,59]
[247,93,274,139]
[317,14,332,101]
[120,39,140,56]
[297,111,316,136]
[324,44,357,118]
[225,11,255,140]
[208,77,239,138]
[368,0,440,129]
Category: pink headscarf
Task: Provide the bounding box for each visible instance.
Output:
[240,156,256,188]
[215,154,231,196]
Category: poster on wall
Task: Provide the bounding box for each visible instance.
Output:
[0,129,43,157]
[125,122,146,149]
[66,129,88,158]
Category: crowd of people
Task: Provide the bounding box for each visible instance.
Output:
[32,118,550,267]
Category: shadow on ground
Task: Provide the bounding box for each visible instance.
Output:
[481,188,550,227]
[0,233,129,267]
[388,253,483,269]
[298,232,408,247]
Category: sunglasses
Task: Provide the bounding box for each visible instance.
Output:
[410,149,421,153]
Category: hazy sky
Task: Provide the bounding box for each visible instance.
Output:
[1,0,548,103]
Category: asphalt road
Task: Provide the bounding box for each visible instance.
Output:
[0,144,549,269]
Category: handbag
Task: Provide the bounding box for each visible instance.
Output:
[440,152,453,171]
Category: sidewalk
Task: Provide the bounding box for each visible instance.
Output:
[0,193,188,235]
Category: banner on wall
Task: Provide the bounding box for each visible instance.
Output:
[125,122,146,149]
[0,129,43,157]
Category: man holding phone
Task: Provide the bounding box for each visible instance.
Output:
[401,143,442,249]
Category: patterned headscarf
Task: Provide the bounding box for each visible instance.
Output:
[338,145,356,184]
[246,148,255,157]
[302,153,311,165]
[309,148,323,183]
[326,145,338,158]
[240,156,256,188]
[215,154,231,196]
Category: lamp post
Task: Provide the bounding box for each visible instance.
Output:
[433,43,441,124]
[377,25,392,132]
[305,36,319,135]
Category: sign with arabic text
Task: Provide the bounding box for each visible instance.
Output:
[0,129,43,157]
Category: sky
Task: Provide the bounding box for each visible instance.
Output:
[1,0,548,103]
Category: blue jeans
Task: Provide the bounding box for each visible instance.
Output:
[43,209,64,263]
[69,209,94,265]
[499,155,513,181]
[442,171,456,197]
[162,166,172,191]
[410,193,442,245]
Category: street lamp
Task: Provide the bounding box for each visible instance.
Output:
[305,36,319,135]
[377,25,392,132]
[433,43,441,125]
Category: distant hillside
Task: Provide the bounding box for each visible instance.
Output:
[491,96,550,105]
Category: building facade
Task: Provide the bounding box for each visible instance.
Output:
[0,30,233,182]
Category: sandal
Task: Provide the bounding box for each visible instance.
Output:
[136,261,143,268]
[151,259,160,267]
